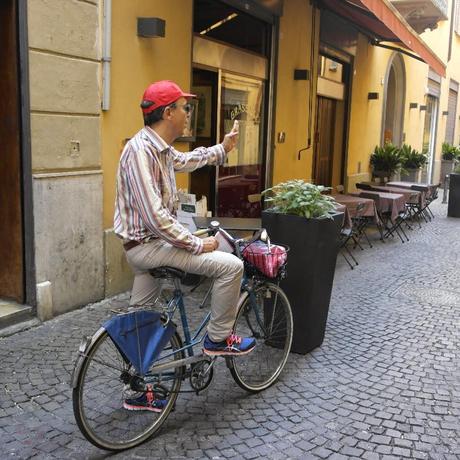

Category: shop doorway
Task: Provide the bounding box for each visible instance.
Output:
[0,0,35,326]
[314,53,350,188]
[0,0,24,305]
[314,97,336,186]
[422,94,439,182]
[382,53,405,146]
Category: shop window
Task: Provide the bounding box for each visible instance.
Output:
[319,56,343,83]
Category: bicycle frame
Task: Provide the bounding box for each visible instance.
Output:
[145,274,257,377]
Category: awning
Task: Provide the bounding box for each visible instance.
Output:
[319,0,446,77]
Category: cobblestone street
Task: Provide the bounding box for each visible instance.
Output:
[0,201,459,459]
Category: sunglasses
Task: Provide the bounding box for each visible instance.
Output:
[169,102,194,114]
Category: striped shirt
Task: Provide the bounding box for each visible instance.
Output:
[114,126,226,255]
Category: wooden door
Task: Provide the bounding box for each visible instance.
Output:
[314,97,336,187]
[0,0,24,302]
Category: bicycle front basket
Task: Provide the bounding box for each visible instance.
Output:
[103,310,175,376]
[241,241,288,279]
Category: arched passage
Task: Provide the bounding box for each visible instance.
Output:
[382,53,406,146]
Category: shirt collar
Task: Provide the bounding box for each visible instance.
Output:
[143,126,170,154]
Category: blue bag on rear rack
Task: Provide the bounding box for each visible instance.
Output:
[103,310,175,376]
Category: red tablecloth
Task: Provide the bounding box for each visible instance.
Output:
[350,191,406,222]
[332,194,381,225]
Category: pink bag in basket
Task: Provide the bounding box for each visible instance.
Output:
[242,241,287,278]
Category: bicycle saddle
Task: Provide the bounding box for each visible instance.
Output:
[149,267,186,279]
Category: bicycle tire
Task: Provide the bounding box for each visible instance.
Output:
[230,282,293,393]
[72,329,184,451]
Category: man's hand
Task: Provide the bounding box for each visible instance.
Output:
[202,236,219,253]
[222,120,239,153]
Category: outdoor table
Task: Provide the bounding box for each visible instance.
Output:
[334,203,352,229]
[386,181,437,194]
[193,216,261,232]
[351,190,405,222]
[358,184,422,207]
[332,194,381,225]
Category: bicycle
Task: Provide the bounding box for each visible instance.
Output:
[71,222,293,451]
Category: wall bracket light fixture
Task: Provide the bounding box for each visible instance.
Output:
[294,69,309,80]
[137,18,166,38]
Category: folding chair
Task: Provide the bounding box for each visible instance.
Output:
[358,192,387,242]
[356,183,373,191]
[405,191,424,227]
[352,202,373,249]
[339,225,359,269]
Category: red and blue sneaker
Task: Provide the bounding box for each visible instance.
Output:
[203,333,256,356]
[123,385,167,413]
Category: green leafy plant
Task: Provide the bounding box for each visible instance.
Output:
[369,143,403,176]
[442,142,458,161]
[400,144,427,169]
[262,180,337,219]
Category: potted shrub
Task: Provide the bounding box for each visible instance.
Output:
[370,143,403,183]
[448,163,460,218]
[261,180,343,354]
[440,142,458,186]
[400,144,427,182]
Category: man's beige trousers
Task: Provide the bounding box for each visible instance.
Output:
[125,240,244,342]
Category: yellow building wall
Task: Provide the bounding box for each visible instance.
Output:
[401,55,428,152]
[420,10,456,182]
[452,30,460,146]
[272,0,318,185]
[345,6,460,190]
[346,36,391,189]
[101,0,192,229]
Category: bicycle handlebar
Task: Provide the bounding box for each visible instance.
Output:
[193,221,269,259]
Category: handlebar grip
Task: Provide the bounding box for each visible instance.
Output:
[193,228,210,237]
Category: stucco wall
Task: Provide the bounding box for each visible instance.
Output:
[28,0,104,315]
[101,0,193,229]
[272,0,318,185]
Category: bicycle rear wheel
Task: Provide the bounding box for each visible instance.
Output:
[72,329,184,451]
[230,282,293,392]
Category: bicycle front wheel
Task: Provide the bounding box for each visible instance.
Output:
[230,282,293,392]
[72,329,184,451]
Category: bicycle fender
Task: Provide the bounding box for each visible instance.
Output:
[237,290,249,311]
[70,327,106,388]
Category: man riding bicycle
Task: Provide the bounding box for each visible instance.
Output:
[114,81,256,384]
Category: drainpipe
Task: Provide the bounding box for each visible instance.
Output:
[102,0,111,111]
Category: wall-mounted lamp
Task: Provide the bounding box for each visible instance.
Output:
[368,92,379,100]
[294,69,309,80]
[409,102,418,109]
[442,111,449,116]
[419,105,427,111]
[137,18,166,38]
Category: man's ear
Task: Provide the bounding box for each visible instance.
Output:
[163,107,172,120]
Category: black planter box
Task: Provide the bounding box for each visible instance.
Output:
[448,173,460,218]
[261,211,343,354]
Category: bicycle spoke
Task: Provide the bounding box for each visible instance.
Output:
[230,282,293,392]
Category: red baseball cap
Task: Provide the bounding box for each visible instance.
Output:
[141,80,196,114]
